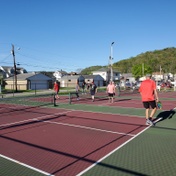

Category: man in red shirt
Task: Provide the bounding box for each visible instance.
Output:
[139,74,159,126]
[53,81,60,99]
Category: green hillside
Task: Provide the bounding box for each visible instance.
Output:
[81,47,176,75]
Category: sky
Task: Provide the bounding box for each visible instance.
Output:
[0,0,176,72]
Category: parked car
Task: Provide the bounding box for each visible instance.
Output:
[125,82,132,88]
[161,82,172,88]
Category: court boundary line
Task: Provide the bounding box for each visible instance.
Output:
[0,154,54,176]
[76,125,151,176]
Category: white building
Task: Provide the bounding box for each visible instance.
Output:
[92,68,121,83]
[53,70,67,80]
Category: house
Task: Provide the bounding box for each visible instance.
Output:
[5,73,52,90]
[121,73,136,83]
[0,66,27,78]
[53,70,68,80]
[92,68,121,84]
[57,74,104,88]
[58,75,85,88]
[83,75,104,87]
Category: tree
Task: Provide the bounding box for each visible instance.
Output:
[132,64,152,79]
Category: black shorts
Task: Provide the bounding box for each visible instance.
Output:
[108,93,114,97]
[143,100,157,109]
[90,91,95,95]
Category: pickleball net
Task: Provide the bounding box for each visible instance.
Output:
[68,88,139,104]
[0,93,54,108]
[68,90,108,104]
[0,94,65,131]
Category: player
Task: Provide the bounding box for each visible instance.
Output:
[75,82,80,100]
[139,74,159,126]
[53,81,60,99]
[106,81,116,103]
[90,81,97,102]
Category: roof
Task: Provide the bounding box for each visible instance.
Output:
[83,75,98,79]
[61,75,84,80]
[5,73,52,81]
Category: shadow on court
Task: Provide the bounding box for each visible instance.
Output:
[154,110,175,125]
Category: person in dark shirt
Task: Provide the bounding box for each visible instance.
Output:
[90,81,97,102]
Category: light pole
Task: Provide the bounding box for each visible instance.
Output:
[11,44,18,92]
[110,42,114,81]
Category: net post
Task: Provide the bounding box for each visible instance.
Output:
[69,92,71,104]
[54,94,57,106]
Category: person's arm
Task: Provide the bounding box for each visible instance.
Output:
[154,89,159,102]
[95,86,98,93]
[114,85,116,93]
[153,81,159,102]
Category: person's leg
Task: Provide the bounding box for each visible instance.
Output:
[143,102,153,125]
[57,92,60,99]
[108,95,111,103]
[76,92,79,100]
[149,101,157,120]
[108,93,111,103]
[55,91,59,99]
[111,94,114,103]
[145,108,149,119]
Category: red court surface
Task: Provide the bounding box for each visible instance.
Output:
[0,107,147,176]
[68,92,175,110]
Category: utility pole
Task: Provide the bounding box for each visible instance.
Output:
[110,42,114,81]
[142,63,144,76]
[11,44,17,92]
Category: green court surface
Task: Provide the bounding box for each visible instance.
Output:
[81,116,176,176]
[1,91,176,176]
[0,156,46,176]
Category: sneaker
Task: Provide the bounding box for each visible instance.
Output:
[149,117,153,121]
[149,120,154,126]
[146,119,154,126]
[146,119,151,125]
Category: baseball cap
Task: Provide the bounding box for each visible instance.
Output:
[146,74,151,77]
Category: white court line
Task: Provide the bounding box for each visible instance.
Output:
[0,154,54,176]
[76,125,151,176]
[44,120,135,137]
[0,111,73,128]
[0,111,74,175]
[1,108,146,175]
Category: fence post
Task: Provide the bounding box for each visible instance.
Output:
[35,83,36,95]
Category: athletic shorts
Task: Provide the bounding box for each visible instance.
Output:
[108,93,114,97]
[90,91,95,95]
[143,100,157,109]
